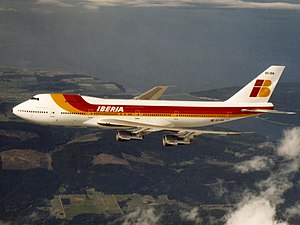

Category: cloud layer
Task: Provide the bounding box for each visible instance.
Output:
[34,0,300,10]
[277,127,300,159]
[226,197,288,225]
[285,202,300,220]
[226,127,300,225]
[180,207,202,224]
[234,156,274,173]
[118,128,300,225]
[122,207,160,225]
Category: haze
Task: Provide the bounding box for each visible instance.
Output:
[0,0,300,92]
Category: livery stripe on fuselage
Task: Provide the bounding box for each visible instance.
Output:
[51,94,273,117]
[63,94,93,111]
[51,94,84,113]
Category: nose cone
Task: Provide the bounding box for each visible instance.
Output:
[12,104,21,118]
[12,101,28,119]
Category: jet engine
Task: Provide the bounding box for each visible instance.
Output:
[116,130,144,141]
[162,135,192,146]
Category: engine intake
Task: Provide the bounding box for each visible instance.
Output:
[116,130,144,141]
[162,135,192,146]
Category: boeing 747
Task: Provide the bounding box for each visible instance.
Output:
[12,66,294,146]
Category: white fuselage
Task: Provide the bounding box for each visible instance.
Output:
[12,93,273,129]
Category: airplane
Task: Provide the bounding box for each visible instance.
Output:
[12,65,295,146]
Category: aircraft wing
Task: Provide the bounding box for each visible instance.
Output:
[133,86,169,100]
[84,117,242,136]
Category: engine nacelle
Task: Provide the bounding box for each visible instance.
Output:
[162,135,192,146]
[116,130,144,141]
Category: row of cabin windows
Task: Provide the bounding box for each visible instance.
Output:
[18,110,47,114]
[61,112,86,115]
[16,110,230,118]
[60,112,225,117]
[17,110,229,118]
[178,114,222,117]
[142,113,172,117]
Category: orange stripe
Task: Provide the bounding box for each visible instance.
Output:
[50,94,84,113]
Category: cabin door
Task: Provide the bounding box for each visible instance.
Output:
[50,110,55,118]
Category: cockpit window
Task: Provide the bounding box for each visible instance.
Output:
[30,97,39,101]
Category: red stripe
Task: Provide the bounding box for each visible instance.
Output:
[61,94,273,115]
[63,94,98,111]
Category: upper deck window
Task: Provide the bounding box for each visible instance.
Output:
[30,97,39,101]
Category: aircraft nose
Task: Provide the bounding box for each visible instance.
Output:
[12,104,21,118]
[12,105,18,116]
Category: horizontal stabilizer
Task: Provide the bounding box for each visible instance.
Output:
[241,109,296,115]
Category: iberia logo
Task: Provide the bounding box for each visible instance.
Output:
[250,79,272,97]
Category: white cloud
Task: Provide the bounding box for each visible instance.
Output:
[29,0,300,10]
[180,207,202,224]
[122,207,161,225]
[81,0,300,10]
[277,127,300,160]
[234,156,274,173]
[226,127,300,225]
[210,178,231,202]
[257,141,275,150]
[217,0,300,10]
[256,128,300,206]
[285,202,300,219]
[258,168,293,205]
[226,197,288,225]
[36,0,74,8]
[0,7,17,12]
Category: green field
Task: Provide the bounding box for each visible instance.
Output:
[51,188,191,220]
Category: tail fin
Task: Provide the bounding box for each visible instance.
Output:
[226,65,285,103]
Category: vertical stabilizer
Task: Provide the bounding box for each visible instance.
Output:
[226,66,285,103]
